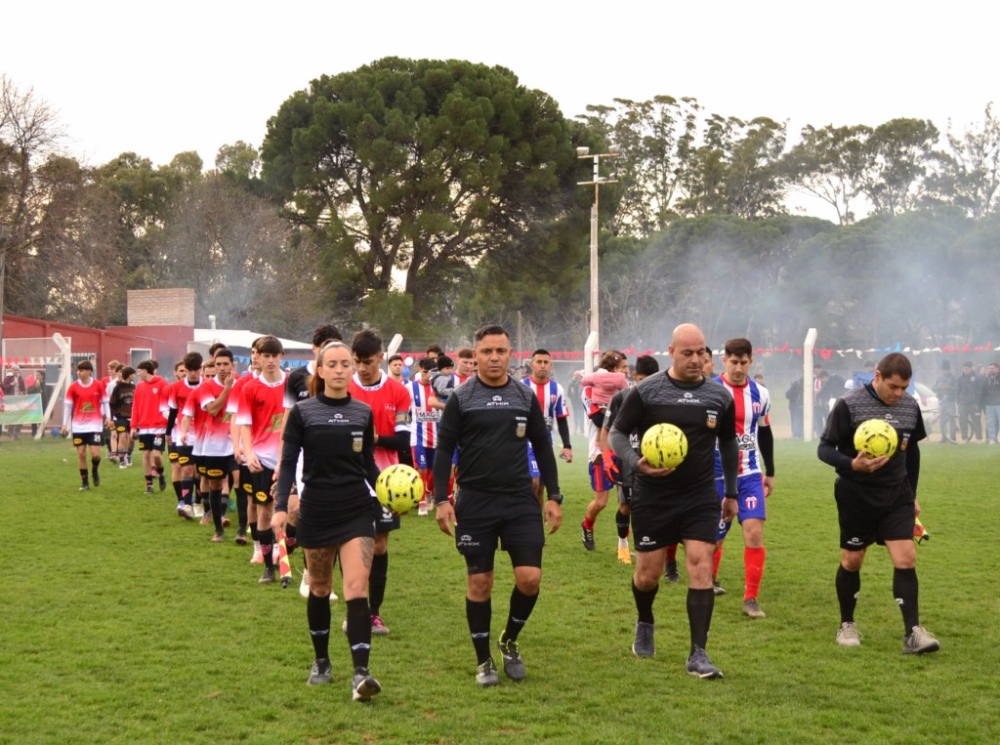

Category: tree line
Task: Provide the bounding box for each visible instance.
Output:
[2,62,999,351]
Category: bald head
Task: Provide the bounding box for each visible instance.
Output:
[669,323,708,383]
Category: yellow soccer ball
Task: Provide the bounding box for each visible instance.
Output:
[640,423,689,469]
[375,464,424,514]
[853,419,898,458]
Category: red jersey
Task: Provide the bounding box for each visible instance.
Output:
[132,375,168,432]
[167,378,201,446]
[349,372,412,471]
[184,378,233,457]
[64,379,108,432]
[235,373,287,470]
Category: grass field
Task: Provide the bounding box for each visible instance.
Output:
[1,436,998,745]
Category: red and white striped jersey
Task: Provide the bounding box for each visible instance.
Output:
[409,379,440,448]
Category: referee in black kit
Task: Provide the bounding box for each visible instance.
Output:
[433,324,564,688]
[610,323,739,679]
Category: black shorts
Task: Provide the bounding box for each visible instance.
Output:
[835,478,915,550]
[202,455,235,480]
[72,432,102,447]
[138,433,166,452]
[249,467,276,504]
[630,486,720,550]
[113,417,131,432]
[375,502,400,534]
[297,504,377,549]
[453,489,544,562]
[169,445,194,465]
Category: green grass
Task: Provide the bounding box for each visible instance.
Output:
[1,436,997,744]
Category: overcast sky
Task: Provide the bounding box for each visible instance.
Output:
[4,1,996,173]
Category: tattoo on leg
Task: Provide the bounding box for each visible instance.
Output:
[360,537,375,570]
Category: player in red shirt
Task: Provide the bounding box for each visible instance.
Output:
[349,329,412,634]
[165,352,204,520]
[62,360,111,490]
[131,360,169,494]
[237,336,288,584]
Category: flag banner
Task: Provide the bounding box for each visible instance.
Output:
[0,395,44,424]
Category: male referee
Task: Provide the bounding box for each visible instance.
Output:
[818,352,940,654]
[610,323,739,679]
[433,324,563,687]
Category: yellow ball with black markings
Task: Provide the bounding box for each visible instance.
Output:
[640,423,688,469]
[853,418,898,458]
[375,464,424,514]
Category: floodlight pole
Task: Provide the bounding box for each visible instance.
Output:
[577,147,618,373]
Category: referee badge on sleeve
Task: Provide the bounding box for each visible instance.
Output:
[515,416,527,439]
[352,432,364,452]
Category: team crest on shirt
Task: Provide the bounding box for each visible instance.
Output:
[706,410,718,429]
[515,416,527,439]
[352,432,364,452]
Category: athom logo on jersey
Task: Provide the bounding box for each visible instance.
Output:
[487,395,509,407]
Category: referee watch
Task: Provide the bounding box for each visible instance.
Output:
[547,492,564,505]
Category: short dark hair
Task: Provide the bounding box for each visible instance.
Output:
[426,344,444,357]
[352,329,383,359]
[257,335,284,356]
[182,352,203,371]
[312,324,343,348]
[877,353,912,381]
[137,360,155,374]
[723,338,753,358]
[456,347,474,360]
[635,355,659,377]
[208,342,226,357]
[121,366,136,379]
[437,355,455,370]
[417,357,436,372]
[214,348,234,362]
[531,349,550,359]
[388,354,403,364]
[77,360,93,372]
[473,324,509,344]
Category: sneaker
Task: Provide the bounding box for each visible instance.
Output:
[145,485,154,496]
[476,658,500,687]
[581,522,596,551]
[307,658,332,685]
[211,532,225,543]
[632,621,655,658]
[92,472,100,487]
[158,474,167,491]
[109,455,119,465]
[299,569,311,599]
[664,561,680,583]
[497,635,526,680]
[234,532,247,545]
[250,544,263,564]
[79,483,90,492]
[119,461,127,470]
[686,646,723,679]
[743,598,766,619]
[616,545,632,565]
[351,669,381,701]
[125,455,133,467]
[836,621,863,647]
[199,512,212,526]
[370,614,390,635]
[177,504,194,520]
[417,500,428,516]
[258,567,276,584]
[903,625,940,655]
[712,579,727,596]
